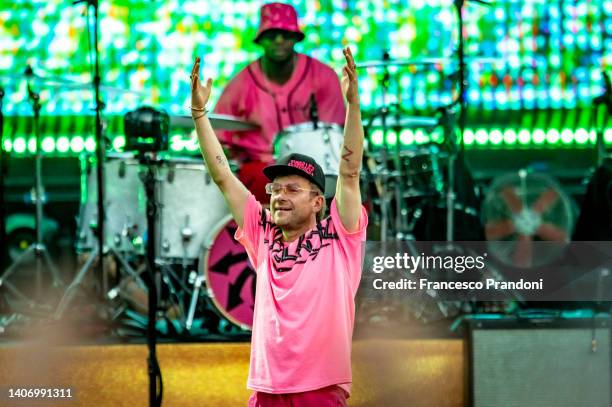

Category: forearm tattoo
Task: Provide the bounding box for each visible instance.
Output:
[215,154,227,167]
[342,146,354,162]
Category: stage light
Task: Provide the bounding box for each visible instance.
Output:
[13,137,26,154]
[468,89,480,103]
[489,129,503,145]
[385,132,397,146]
[414,129,428,145]
[561,129,574,144]
[370,130,384,147]
[549,54,561,67]
[112,135,126,151]
[56,136,70,153]
[85,136,96,152]
[400,129,414,145]
[169,135,184,152]
[475,128,488,145]
[3,138,12,152]
[71,136,85,153]
[463,129,475,146]
[41,136,55,153]
[28,137,37,153]
[518,129,531,145]
[605,128,612,144]
[503,129,517,145]
[575,128,589,144]
[546,129,560,144]
[533,129,546,145]
[495,90,508,107]
[495,7,505,21]
[523,86,535,102]
[185,138,199,152]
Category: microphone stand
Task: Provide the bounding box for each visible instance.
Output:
[71,2,162,406]
[140,152,163,407]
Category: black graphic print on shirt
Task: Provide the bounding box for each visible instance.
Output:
[259,208,339,273]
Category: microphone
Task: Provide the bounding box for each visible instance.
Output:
[593,70,612,115]
[309,93,319,130]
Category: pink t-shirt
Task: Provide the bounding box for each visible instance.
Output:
[214,53,346,163]
[235,193,368,394]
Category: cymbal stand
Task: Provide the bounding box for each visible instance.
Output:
[0,70,62,306]
[0,85,6,270]
[73,0,107,293]
[369,51,404,241]
[445,0,491,242]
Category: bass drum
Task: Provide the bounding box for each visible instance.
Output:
[201,216,256,330]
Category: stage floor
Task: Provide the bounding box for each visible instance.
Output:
[0,338,464,406]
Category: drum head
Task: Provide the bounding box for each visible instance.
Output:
[202,216,256,330]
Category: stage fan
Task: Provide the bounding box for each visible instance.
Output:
[483,170,574,268]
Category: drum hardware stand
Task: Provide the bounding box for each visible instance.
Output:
[0,71,63,308]
[54,240,145,320]
[184,241,214,331]
[365,50,406,241]
[155,260,191,327]
[185,271,204,331]
[0,85,6,271]
[73,0,108,295]
[593,71,611,166]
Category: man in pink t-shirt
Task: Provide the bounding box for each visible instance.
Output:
[190,43,365,406]
[214,3,346,203]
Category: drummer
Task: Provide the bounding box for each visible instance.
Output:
[214,2,346,203]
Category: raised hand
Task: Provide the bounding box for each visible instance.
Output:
[190,56,213,116]
[341,47,359,105]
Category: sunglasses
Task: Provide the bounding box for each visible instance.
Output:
[265,182,318,196]
[259,30,301,41]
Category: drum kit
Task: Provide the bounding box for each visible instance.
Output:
[2,0,492,332]
[0,58,484,334]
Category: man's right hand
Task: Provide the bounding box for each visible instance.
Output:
[190,57,213,116]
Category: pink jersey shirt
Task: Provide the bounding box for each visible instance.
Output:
[235,193,368,395]
[214,53,346,163]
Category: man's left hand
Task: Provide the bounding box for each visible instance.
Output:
[341,47,359,105]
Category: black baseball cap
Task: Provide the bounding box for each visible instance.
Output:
[263,153,326,194]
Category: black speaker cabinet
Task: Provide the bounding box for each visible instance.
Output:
[465,316,611,407]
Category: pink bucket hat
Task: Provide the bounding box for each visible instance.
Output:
[254,2,305,43]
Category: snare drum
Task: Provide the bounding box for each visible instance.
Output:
[201,216,256,330]
[76,152,147,255]
[273,122,343,195]
[156,157,230,260]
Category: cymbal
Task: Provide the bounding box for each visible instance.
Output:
[365,115,438,129]
[0,69,144,96]
[171,114,259,131]
[356,58,446,69]
[356,56,501,69]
